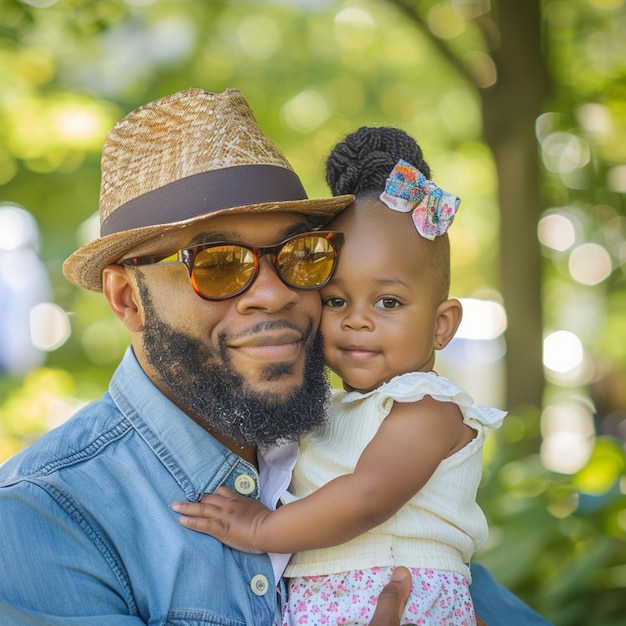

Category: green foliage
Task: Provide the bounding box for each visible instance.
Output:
[477,412,626,625]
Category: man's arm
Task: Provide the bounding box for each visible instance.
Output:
[470,562,553,626]
[0,483,144,625]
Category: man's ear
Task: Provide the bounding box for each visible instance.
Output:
[102,265,144,332]
[434,298,463,351]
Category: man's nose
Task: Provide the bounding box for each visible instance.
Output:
[234,255,298,313]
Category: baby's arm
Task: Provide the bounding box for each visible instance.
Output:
[172,395,471,553]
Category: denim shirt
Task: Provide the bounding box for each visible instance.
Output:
[0,348,289,625]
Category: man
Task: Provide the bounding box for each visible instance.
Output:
[0,87,401,625]
[0,88,548,625]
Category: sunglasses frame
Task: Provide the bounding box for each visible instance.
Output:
[119,230,344,301]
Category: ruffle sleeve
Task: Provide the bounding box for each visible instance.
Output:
[341,371,506,429]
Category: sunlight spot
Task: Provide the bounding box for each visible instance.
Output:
[541,432,594,474]
[456,299,507,340]
[428,3,466,38]
[334,7,376,47]
[543,330,583,373]
[536,112,559,142]
[52,107,101,141]
[464,51,497,88]
[569,243,612,285]
[538,212,576,251]
[76,212,100,247]
[586,0,625,10]
[20,0,58,6]
[47,397,87,430]
[0,205,38,251]
[541,401,595,474]
[282,90,329,133]
[541,132,590,173]
[30,303,71,351]
[237,16,281,60]
[607,164,626,193]
[576,102,614,138]
[335,7,376,29]
[547,493,579,518]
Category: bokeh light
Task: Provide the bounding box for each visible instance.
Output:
[568,243,612,285]
[607,164,626,193]
[541,131,590,174]
[540,401,595,475]
[437,297,507,408]
[0,205,52,374]
[456,298,507,340]
[30,303,71,351]
[0,205,39,251]
[576,102,614,139]
[428,3,466,39]
[538,212,577,251]
[237,16,281,60]
[282,90,330,133]
[334,7,376,48]
[543,330,584,374]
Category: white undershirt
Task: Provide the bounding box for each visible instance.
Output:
[258,441,298,584]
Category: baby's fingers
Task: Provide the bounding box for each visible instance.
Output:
[171,497,222,518]
[171,499,227,532]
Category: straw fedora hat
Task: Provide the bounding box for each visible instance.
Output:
[62,88,354,292]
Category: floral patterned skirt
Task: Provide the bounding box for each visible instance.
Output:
[282,566,476,626]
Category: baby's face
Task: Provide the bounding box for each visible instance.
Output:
[321,198,446,393]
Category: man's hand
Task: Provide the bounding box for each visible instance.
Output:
[172,487,272,553]
[369,567,414,626]
[368,567,486,626]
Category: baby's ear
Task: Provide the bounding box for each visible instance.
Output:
[434,298,463,350]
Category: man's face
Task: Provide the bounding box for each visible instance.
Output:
[127,212,329,447]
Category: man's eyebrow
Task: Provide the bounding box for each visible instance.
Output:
[186,231,238,246]
[185,223,313,247]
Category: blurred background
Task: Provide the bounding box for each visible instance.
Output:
[0,0,624,623]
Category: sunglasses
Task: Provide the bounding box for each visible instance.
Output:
[119,231,344,301]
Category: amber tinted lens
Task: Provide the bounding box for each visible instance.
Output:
[275,235,337,288]
[191,245,256,298]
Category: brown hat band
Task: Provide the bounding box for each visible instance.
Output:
[100,164,308,236]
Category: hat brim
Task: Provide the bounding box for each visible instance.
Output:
[62,194,354,292]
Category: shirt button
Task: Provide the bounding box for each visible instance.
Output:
[234,474,256,495]
[250,573,269,596]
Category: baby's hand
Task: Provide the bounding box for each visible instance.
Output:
[171,486,273,553]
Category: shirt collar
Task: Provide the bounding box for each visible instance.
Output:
[109,347,256,500]
[108,347,298,503]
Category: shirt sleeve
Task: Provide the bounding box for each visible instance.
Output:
[0,481,145,624]
[469,562,553,626]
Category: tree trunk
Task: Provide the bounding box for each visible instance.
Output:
[480,0,549,410]
[389,0,550,409]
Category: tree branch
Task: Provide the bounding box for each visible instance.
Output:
[385,0,479,88]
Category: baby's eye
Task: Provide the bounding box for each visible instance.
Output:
[323,296,347,309]
[375,297,401,309]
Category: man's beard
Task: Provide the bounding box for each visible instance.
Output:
[138,279,329,448]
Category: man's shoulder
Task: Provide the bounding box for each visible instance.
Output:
[0,394,131,488]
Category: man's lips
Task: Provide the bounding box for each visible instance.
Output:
[228,331,303,361]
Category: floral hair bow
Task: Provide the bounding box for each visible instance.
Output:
[379,159,460,240]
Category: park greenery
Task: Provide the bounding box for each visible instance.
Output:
[0,0,625,624]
